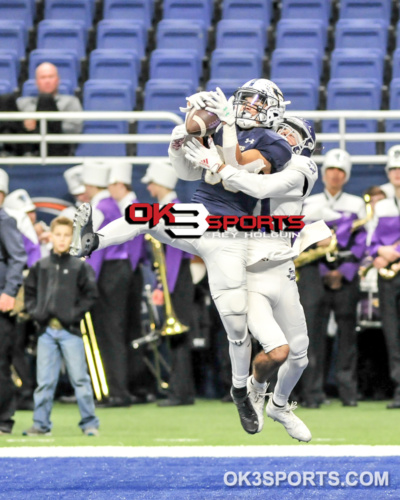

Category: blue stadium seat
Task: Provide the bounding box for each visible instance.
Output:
[37,21,86,59]
[136,79,195,156]
[222,0,272,26]
[323,79,382,154]
[0,22,26,59]
[281,0,331,23]
[335,19,388,52]
[210,49,262,81]
[149,49,201,87]
[29,49,80,89]
[330,49,384,84]
[97,20,146,59]
[136,121,174,157]
[144,79,196,114]
[103,0,152,30]
[385,78,400,151]
[75,121,128,156]
[79,62,132,156]
[395,21,400,49]
[339,0,391,24]
[0,79,12,94]
[22,78,74,96]
[45,0,93,29]
[216,20,267,58]
[163,0,213,25]
[276,19,327,53]
[0,0,34,29]
[270,49,321,86]
[205,79,242,97]
[273,79,319,110]
[89,50,139,100]
[157,20,207,58]
[0,53,19,89]
[83,80,134,110]
[390,49,400,79]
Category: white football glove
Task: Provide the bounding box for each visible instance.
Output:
[179,91,215,113]
[205,87,236,127]
[183,138,223,174]
[169,124,188,151]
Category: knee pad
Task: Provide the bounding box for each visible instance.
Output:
[288,334,309,360]
[213,288,248,316]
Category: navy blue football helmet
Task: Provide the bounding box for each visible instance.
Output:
[276,117,315,157]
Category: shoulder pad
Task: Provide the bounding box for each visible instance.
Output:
[286,155,318,197]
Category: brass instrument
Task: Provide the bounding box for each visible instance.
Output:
[131,284,170,393]
[295,194,373,278]
[145,234,189,336]
[378,260,400,280]
[351,194,373,232]
[294,232,338,269]
[80,312,109,401]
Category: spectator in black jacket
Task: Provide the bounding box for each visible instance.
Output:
[0,168,27,434]
[23,216,99,436]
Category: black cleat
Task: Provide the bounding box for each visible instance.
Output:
[231,386,259,435]
[70,203,99,257]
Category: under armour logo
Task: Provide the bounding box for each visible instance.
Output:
[287,268,296,281]
[245,138,255,144]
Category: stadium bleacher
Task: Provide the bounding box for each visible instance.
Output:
[0,0,398,162]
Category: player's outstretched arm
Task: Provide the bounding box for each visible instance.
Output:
[168,124,202,181]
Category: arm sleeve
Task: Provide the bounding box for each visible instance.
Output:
[0,216,27,296]
[169,147,202,181]
[61,96,83,134]
[219,165,305,199]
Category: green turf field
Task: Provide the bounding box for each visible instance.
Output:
[1,399,399,448]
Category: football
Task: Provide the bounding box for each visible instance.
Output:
[185,108,221,137]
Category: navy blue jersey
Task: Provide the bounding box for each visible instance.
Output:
[191,125,291,217]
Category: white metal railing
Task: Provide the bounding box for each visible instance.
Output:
[0,110,399,165]
[0,111,183,165]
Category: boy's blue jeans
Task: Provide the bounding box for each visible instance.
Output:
[33,327,99,432]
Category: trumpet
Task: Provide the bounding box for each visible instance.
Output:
[145,234,189,336]
[80,312,109,401]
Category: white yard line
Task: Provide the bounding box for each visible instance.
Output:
[0,445,399,458]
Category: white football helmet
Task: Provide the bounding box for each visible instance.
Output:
[233,79,288,129]
[322,148,352,182]
[275,117,316,157]
[386,145,400,172]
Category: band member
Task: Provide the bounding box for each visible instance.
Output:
[107,162,150,402]
[141,161,196,406]
[369,145,400,409]
[82,161,132,407]
[300,149,367,408]
[0,169,26,434]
